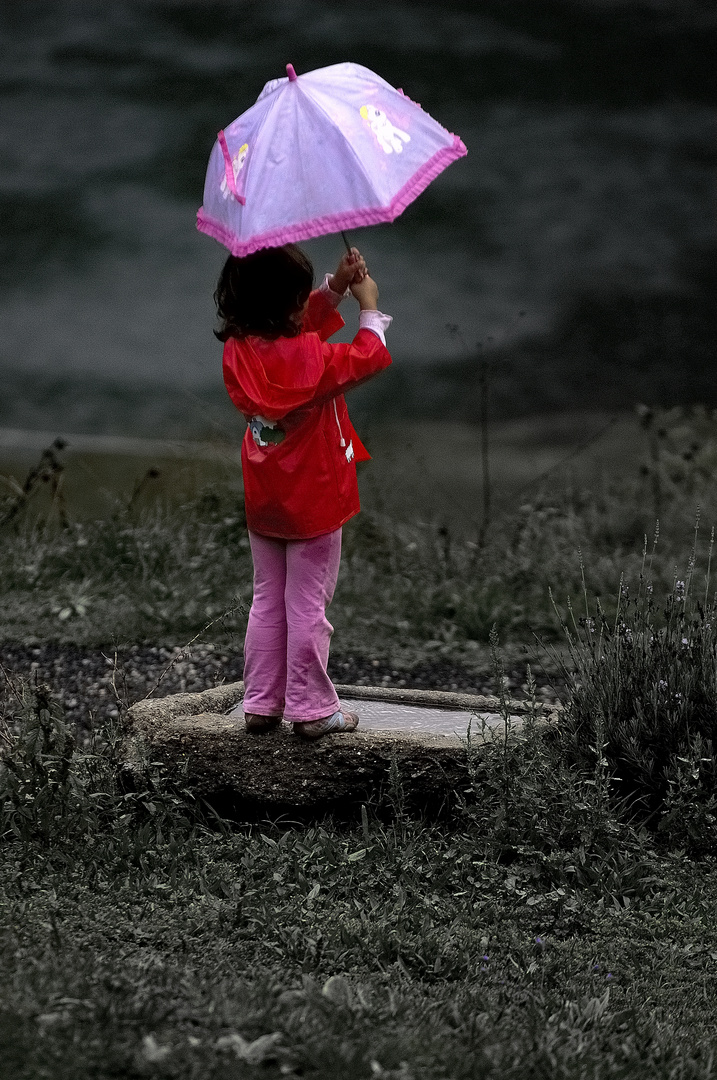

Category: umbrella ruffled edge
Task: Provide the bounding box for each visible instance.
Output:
[196,135,467,256]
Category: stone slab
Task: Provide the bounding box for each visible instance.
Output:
[120,681,559,813]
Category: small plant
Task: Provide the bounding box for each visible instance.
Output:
[0,438,69,529]
[458,629,633,875]
[658,734,717,857]
[0,673,208,859]
[553,529,717,843]
[0,675,84,844]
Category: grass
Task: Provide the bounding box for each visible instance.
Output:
[4,405,717,1077]
[2,408,717,650]
[7,838,717,1079]
[2,676,717,1079]
[553,543,717,845]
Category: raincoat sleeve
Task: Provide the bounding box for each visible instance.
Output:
[302,289,345,341]
[312,329,392,405]
[222,327,390,423]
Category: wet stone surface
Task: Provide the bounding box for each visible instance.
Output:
[339,698,521,738]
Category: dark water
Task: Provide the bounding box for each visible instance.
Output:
[340,699,510,737]
[0,0,715,438]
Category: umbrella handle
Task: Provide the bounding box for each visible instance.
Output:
[340,231,352,255]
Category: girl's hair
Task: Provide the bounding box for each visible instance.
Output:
[213,244,314,341]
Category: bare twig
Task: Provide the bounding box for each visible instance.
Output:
[141,598,246,702]
[478,356,492,548]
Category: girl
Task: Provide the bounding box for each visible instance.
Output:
[215,243,392,738]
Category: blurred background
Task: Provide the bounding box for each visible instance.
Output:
[0,0,715,521]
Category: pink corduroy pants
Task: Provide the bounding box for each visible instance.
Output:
[242,528,343,723]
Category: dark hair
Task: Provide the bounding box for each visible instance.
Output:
[213,244,314,341]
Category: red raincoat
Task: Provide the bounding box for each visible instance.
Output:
[223,289,391,539]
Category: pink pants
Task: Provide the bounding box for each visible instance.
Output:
[242,528,342,722]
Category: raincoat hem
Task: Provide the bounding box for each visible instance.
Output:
[246,507,360,542]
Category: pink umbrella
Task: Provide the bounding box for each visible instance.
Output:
[196,61,467,256]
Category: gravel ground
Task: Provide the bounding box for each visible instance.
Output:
[0,642,565,738]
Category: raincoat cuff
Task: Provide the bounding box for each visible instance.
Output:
[359,309,392,346]
[320,273,351,307]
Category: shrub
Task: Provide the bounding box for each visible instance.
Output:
[553,538,717,850]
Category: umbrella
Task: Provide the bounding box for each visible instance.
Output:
[196,61,467,256]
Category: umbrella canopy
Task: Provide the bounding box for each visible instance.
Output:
[197,61,467,256]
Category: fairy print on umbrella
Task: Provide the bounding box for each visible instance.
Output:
[360,106,411,154]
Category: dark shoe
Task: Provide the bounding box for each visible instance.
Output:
[244,712,283,733]
[293,707,359,739]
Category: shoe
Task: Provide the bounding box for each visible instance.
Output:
[244,712,283,733]
[293,707,359,739]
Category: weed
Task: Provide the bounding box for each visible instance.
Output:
[4,412,717,1075]
[0,439,68,530]
[551,535,717,850]
[0,671,713,1079]
[0,675,81,845]
[4,424,717,647]
[0,675,207,868]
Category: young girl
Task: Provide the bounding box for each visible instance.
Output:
[215,243,392,738]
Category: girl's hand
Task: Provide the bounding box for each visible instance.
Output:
[329,247,367,294]
[350,273,379,310]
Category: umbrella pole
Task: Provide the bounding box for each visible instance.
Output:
[340,230,352,255]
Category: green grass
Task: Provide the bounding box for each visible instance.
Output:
[3,404,717,652]
[2,679,717,1080]
[2,428,717,651]
[5,832,717,1080]
[5,405,717,1077]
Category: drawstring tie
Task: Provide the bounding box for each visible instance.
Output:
[332,400,354,462]
[332,399,345,447]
